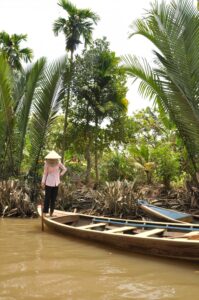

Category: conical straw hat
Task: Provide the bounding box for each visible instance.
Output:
[45,150,61,159]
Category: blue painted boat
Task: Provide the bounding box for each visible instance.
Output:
[137,200,193,223]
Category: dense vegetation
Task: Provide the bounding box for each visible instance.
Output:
[1,0,199,216]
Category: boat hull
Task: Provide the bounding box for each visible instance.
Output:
[39,208,199,261]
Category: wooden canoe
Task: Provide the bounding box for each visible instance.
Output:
[37,206,199,261]
[137,200,193,223]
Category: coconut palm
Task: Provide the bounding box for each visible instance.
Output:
[53,0,99,161]
[0,54,67,179]
[0,55,15,177]
[29,57,66,176]
[123,0,199,172]
[15,58,47,172]
[0,31,33,70]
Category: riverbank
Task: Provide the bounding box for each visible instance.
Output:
[0,180,199,218]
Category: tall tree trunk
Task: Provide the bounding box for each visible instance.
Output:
[61,51,74,162]
[85,102,92,184]
[85,135,92,184]
[163,176,171,190]
[145,170,152,184]
[94,111,99,184]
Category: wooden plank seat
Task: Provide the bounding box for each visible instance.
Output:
[107,226,136,234]
[135,228,165,237]
[78,222,107,230]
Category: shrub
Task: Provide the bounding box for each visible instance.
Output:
[151,144,180,189]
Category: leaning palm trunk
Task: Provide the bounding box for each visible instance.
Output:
[123,0,199,171]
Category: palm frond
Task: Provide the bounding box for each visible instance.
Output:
[0,55,15,175]
[122,53,199,168]
[19,48,33,62]
[53,1,99,52]
[15,57,47,169]
[126,0,199,168]
[78,9,100,24]
[53,18,67,36]
[58,0,78,15]
[29,57,67,171]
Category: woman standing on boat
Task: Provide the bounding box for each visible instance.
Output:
[41,150,67,217]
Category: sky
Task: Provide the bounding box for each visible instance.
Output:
[0,0,162,113]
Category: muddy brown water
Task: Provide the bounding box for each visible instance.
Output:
[0,218,198,300]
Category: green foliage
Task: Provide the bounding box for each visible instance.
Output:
[126,108,186,187]
[0,31,33,70]
[53,0,99,160]
[72,38,127,121]
[100,152,138,182]
[28,57,67,172]
[16,57,46,171]
[1,1,197,192]
[123,0,199,170]
[151,143,180,189]
[0,54,17,177]
[71,38,128,182]
[53,0,99,53]
[66,160,86,183]
[0,54,68,180]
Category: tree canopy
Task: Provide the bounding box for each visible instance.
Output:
[123,0,199,171]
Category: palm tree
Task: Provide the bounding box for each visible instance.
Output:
[29,57,66,176]
[0,53,67,179]
[0,31,33,70]
[53,0,99,161]
[15,57,47,172]
[123,0,199,173]
[0,54,15,177]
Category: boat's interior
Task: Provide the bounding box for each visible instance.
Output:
[48,214,199,240]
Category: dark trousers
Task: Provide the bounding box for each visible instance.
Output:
[43,185,58,214]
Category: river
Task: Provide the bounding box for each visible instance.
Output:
[0,218,198,300]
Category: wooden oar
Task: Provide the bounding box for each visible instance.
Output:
[41,188,45,231]
[41,185,45,231]
[41,205,44,231]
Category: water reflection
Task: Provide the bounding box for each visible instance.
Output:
[0,219,198,300]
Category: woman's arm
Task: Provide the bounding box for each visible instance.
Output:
[59,163,67,176]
